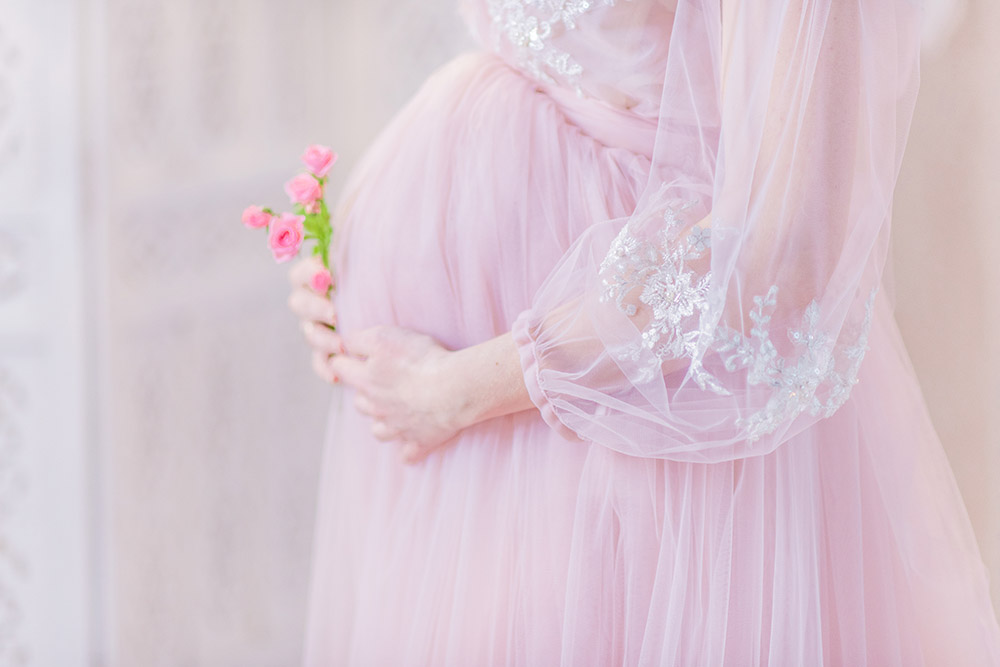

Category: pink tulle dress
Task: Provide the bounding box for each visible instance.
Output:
[303,0,1000,664]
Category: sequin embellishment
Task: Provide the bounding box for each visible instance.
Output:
[600,202,876,443]
[487,0,615,90]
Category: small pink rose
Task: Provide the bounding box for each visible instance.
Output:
[310,267,333,294]
[268,213,305,263]
[284,173,322,206]
[301,144,337,178]
[241,205,272,229]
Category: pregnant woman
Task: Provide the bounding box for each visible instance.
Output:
[290,0,1000,664]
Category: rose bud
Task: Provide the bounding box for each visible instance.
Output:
[241,205,272,229]
[301,144,338,178]
[284,173,322,206]
[310,267,333,294]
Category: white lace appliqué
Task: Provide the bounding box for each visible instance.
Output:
[599,205,876,443]
[487,0,615,90]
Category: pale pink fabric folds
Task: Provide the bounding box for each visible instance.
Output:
[304,0,1000,664]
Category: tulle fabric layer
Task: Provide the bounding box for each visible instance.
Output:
[303,52,1000,665]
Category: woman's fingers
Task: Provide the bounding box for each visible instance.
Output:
[288,286,336,325]
[341,325,397,359]
[311,350,338,384]
[303,321,344,356]
[354,394,383,419]
[327,354,368,389]
[400,442,428,465]
[370,420,399,442]
[288,255,326,287]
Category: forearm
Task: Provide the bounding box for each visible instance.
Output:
[446,332,535,428]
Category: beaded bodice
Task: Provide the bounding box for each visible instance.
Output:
[459,0,676,117]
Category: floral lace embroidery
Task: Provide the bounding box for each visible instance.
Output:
[487,0,615,90]
[714,284,875,441]
[600,221,713,377]
[599,204,876,443]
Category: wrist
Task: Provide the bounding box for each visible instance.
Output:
[440,332,534,431]
[439,345,490,430]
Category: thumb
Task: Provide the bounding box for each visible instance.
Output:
[327,354,367,389]
[341,326,385,358]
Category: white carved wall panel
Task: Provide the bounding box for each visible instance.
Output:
[96,0,338,663]
[0,1,91,665]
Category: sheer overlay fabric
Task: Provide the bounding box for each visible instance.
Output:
[303,1,1000,664]
[510,0,921,461]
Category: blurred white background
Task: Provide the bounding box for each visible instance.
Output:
[0,0,996,665]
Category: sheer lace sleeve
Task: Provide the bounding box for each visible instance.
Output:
[512,0,923,462]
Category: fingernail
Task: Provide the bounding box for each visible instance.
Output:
[331,375,339,384]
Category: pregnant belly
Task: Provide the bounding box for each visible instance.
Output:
[331,51,653,350]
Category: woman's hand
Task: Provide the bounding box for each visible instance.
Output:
[287,256,343,384]
[327,326,476,464]
[289,254,535,464]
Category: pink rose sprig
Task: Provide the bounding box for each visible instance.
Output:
[242,144,338,297]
